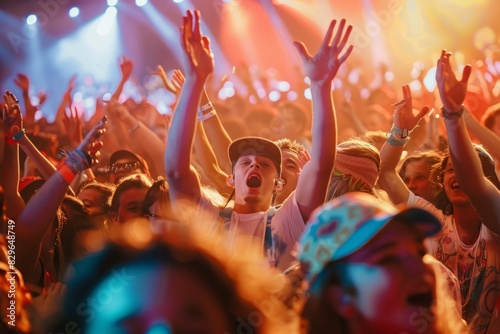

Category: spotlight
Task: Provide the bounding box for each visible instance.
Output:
[135,0,148,6]
[173,0,184,3]
[69,7,80,18]
[26,14,37,25]
[107,0,118,6]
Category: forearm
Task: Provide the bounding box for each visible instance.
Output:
[165,78,205,177]
[17,134,57,179]
[16,170,68,275]
[194,124,230,194]
[124,118,166,179]
[199,88,232,172]
[445,114,485,192]
[347,109,368,134]
[463,108,500,161]
[378,141,410,205]
[111,78,126,101]
[309,83,336,171]
[0,144,25,220]
[21,92,36,130]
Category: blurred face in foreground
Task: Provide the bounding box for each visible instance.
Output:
[328,221,438,334]
[85,263,232,333]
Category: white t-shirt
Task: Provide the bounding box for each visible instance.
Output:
[198,192,305,272]
[408,193,500,334]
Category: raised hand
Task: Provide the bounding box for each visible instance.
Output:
[63,106,83,147]
[63,75,77,106]
[180,10,214,79]
[13,73,30,92]
[2,90,23,137]
[293,19,354,85]
[76,115,107,167]
[119,56,134,80]
[436,50,472,113]
[393,84,429,131]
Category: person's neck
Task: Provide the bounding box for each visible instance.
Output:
[233,199,270,214]
[453,205,482,245]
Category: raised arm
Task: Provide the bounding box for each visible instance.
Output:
[165,10,213,203]
[293,19,353,221]
[13,73,36,131]
[111,56,133,101]
[463,107,500,163]
[53,76,76,136]
[197,88,233,172]
[1,91,25,221]
[378,85,428,205]
[436,50,500,232]
[15,118,106,284]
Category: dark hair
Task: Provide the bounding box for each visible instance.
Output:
[77,181,116,215]
[431,145,500,215]
[399,150,442,180]
[110,174,153,213]
[301,262,351,334]
[140,178,172,217]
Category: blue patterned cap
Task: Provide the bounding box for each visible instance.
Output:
[298,192,441,283]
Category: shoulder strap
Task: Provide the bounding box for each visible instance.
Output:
[263,205,280,257]
[219,207,233,231]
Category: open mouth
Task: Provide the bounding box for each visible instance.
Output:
[247,175,262,188]
[407,292,434,308]
[451,182,460,190]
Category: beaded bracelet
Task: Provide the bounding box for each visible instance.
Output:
[441,105,464,120]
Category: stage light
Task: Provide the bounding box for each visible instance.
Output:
[304,88,311,100]
[107,0,118,7]
[136,0,148,7]
[69,7,80,18]
[97,7,117,36]
[277,81,290,92]
[27,14,37,25]
[287,91,298,101]
[269,90,281,102]
[173,0,184,3]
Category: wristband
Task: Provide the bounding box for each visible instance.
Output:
[197,110,216,122]
[388,125,409,139]
[200,102,213,113]
[386,132,409,146]
[13,129,26,140]
[57,163,77,185]
[441,105,464,120]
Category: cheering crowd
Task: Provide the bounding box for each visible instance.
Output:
[1,8,500,334]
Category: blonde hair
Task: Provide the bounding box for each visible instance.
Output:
[57,214,294,333]
[326,138,380,201]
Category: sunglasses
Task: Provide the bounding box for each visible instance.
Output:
[106,162,141,174]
